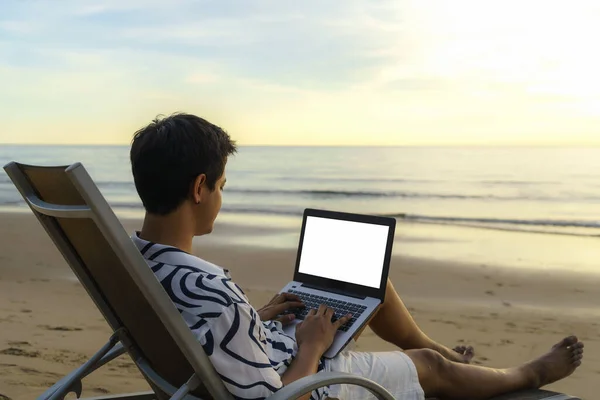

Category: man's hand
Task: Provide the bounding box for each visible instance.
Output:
[295,305,352,356]
[257,292,304,325]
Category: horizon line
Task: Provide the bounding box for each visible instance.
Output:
[3,143,600,148]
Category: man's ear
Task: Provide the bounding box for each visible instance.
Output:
[192,174,207,204]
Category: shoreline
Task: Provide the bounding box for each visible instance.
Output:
[3,211,600,310]
[0,212,599,399]
[2,205,600,275]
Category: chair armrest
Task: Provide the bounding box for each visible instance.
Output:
[266,371,396,400]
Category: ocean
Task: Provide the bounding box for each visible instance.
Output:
[1,145,599,274]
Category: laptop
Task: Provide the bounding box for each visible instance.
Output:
[278,208,396,358]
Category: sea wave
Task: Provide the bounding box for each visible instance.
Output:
[274,176,442,184]
[1,176,593,203]
[222,187,599,202]
[2,197,598,237]
[95,181,135,188]
[391,213,600,229]
[216,205,600,231]
[216,206,600,237]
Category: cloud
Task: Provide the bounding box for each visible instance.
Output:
[1,0,413,89]
[1,0,600,145]
[0,20,39,34]
[185,72,221,85]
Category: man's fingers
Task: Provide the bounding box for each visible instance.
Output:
[276,314,296,325]
[334,314,352,329]
[325,307,334,319]
[275,293,303,305]
[307,308,317,316]
[282,293,302,302]
[317,304,328,315]
[270,301,304,315]
[272,293,289,304]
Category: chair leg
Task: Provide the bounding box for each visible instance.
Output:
[169,375,201,400]
[39,331,126,400]
[81,392,157,400]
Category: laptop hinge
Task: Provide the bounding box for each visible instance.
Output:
[301,283,367,300]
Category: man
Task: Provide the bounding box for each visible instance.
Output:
[129,113,583,400]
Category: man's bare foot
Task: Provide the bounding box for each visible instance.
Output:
[452,345,475,364]
[524,336,584,388]
[432,344,474,363]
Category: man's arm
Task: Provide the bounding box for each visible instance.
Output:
[281,345,322,400]
[204,303,286,399]
[203,302,349,399]
[280,306,351,400]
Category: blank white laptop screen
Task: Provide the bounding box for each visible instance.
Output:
[298,216,390,289]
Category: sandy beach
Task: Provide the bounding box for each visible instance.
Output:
[0,212,599,399]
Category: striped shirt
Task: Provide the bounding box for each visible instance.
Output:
[131,233,328,400]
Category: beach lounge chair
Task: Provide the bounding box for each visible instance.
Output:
[3,161,580,400]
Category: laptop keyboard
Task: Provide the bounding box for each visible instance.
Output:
[284,289,367,332]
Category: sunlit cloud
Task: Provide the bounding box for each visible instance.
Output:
[1,0,600,145]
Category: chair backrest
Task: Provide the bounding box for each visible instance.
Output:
[3,161,233,400]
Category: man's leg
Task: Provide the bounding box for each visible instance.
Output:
[367,279,473,363]
[405,336,583,400]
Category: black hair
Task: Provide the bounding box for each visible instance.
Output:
[130,113,237,215]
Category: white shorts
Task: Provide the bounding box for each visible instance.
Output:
[323,342,425,400]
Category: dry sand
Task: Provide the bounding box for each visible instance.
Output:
[0,212,598,399]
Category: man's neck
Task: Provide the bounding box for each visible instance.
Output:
[139,210,195,253]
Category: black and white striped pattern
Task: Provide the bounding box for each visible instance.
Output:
[132,233,328,400]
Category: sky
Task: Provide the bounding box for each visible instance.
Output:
[1,0,600,146]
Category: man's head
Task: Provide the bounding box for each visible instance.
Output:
[130,113,237,235]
